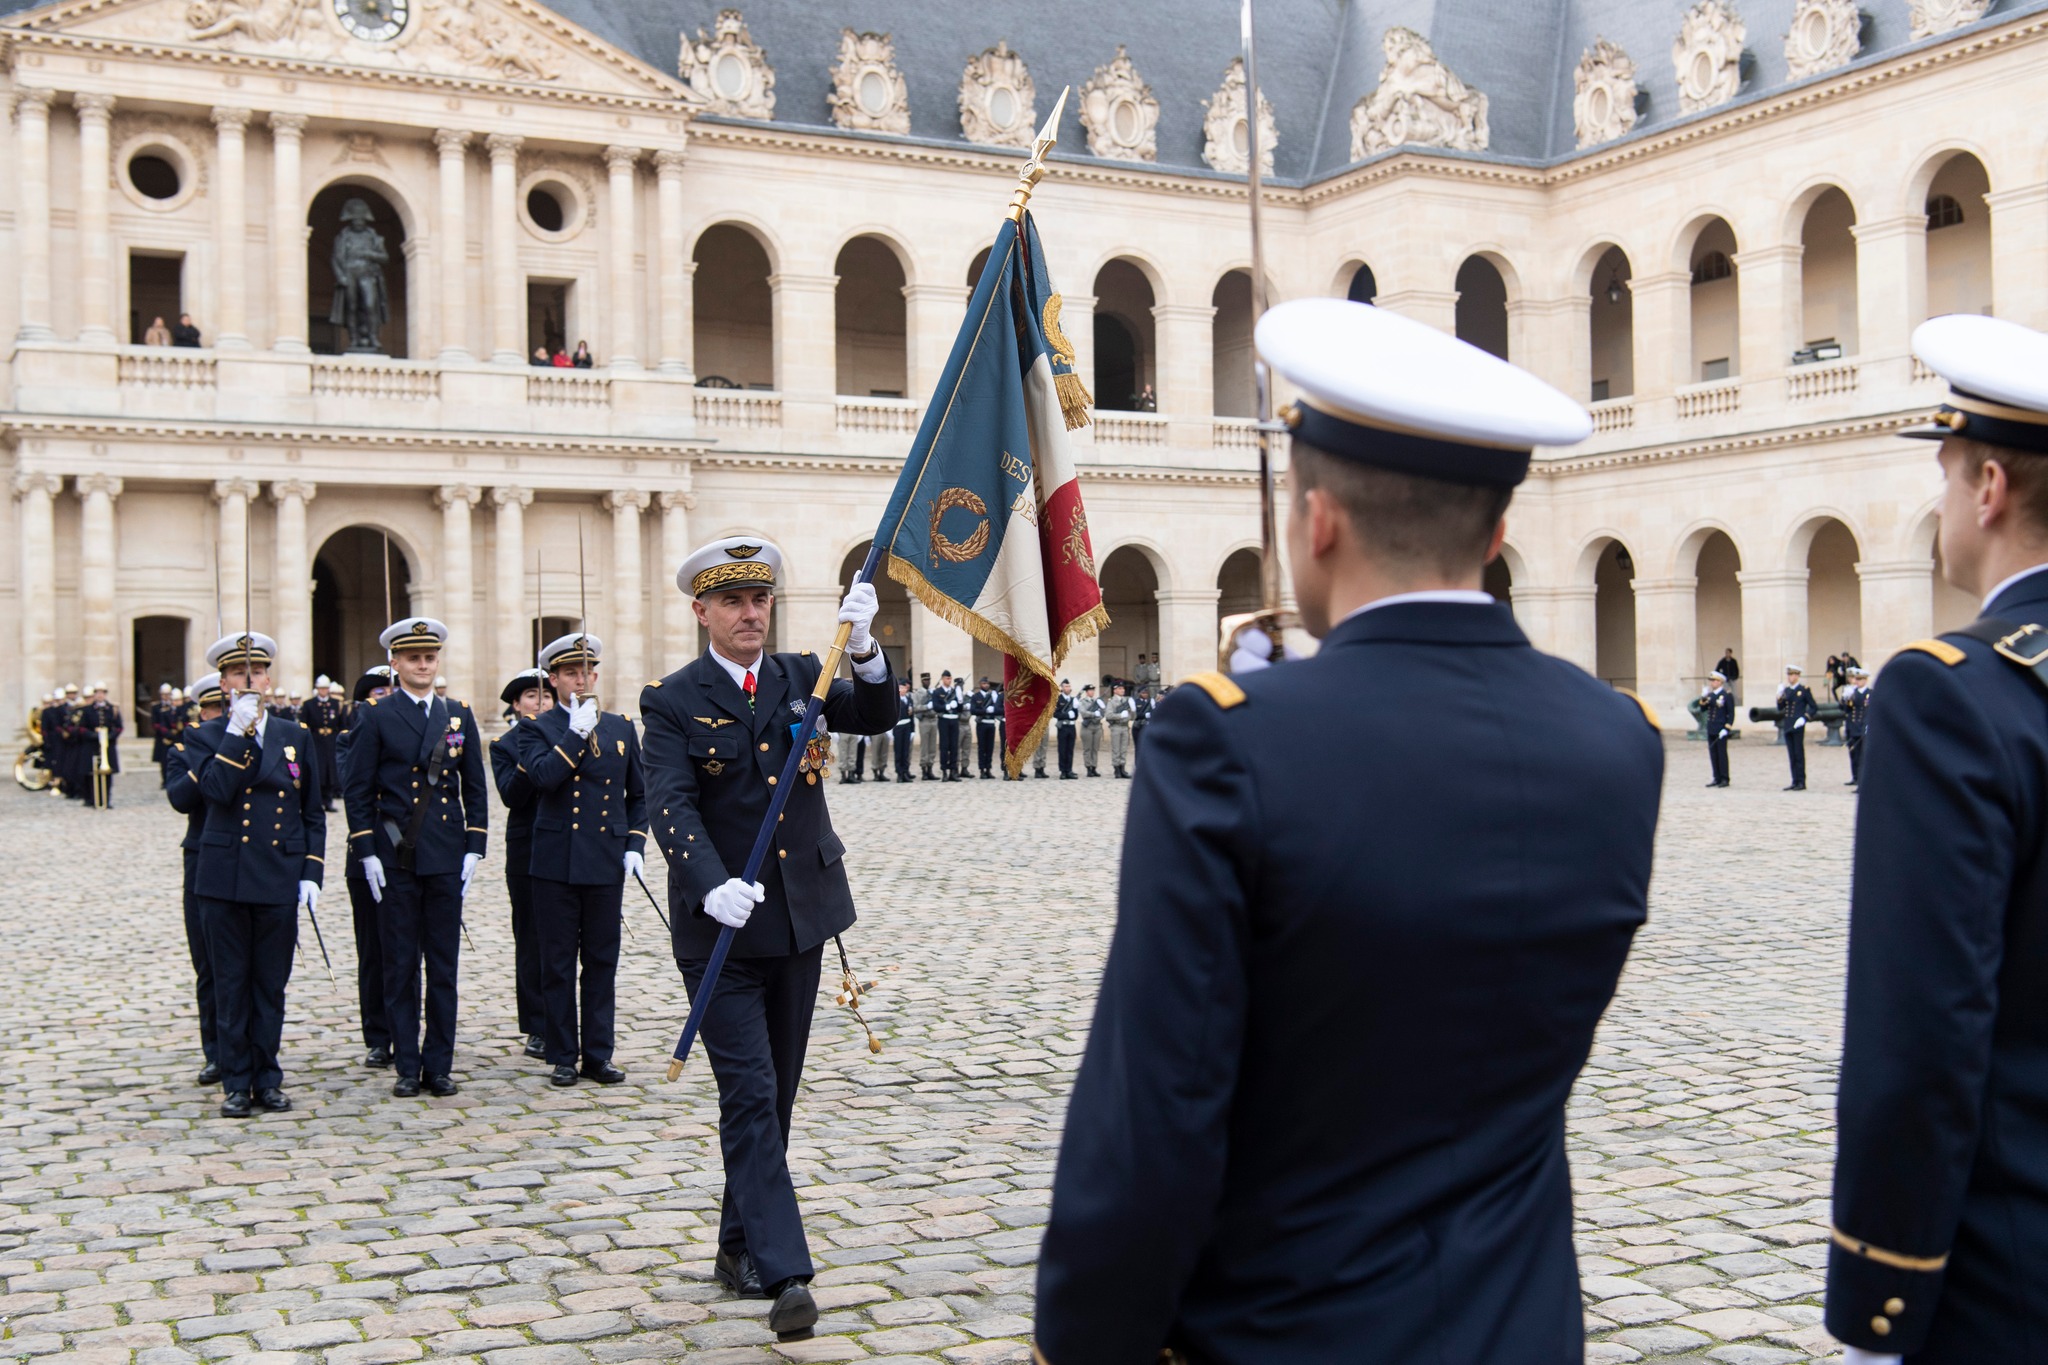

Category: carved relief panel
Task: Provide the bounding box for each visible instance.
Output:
[1910,0,1993,39]
[959,40,1036,148]
[1349,27,1489,159]
[1201,58,1275,176]
[1785,0,1862,79]
[678,9,775,118]
[1078,46,1159,162]
[1672,0,1747,114]
[173,0,564,82]
[1572,38,1639,149]
[829,29,909,134]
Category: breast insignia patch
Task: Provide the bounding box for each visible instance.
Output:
[1183,671,1247,709]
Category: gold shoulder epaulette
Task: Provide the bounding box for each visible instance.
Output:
[646,679,662,689]
[1616,687,1662,730]
[1901,638,1967,666]
[1183,671,1246,710]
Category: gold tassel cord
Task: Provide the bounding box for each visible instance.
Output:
[1054,370,1095,432]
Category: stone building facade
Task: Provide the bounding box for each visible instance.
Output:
[2,0,2042,729]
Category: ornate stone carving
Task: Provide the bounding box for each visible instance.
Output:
[1349,27,1489,160]
[1201,58,1275,176]
[678,9,775,119]
[1078,46,1159,162]
[1573,39,1639,149]
[1785,0,1862,78]
[436,0,560,83]
[829,29,909,134]
[959,40,1035,148]
[184,0,317,46]
[1672,0,1746,114]
[1910,0,1993,39]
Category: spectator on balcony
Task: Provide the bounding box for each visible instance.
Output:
[531,346,551,367]
[571,341,594,368]
[143,316,172,347]
[1135,383,1157,411]
[170,314,202,347]
[550,348,572,368]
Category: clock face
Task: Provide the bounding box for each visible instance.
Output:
[334,0,409,42]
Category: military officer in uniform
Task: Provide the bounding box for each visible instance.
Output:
[302,676,344,812]
[1825,316,2048,1365]
[338,665,397,1066]
[1078,683,1104,776]
[163,671,227,1086]
[343,618,487,1098]
[1103,682,1134,778]
[80,681,122,807]
[912,673,937,779]
[892,680,915,781]
[491,667,551,1061]
[1777,664,1818,790]
[932,670,964,780]
[1702,671,1735,787]
[1053,680,1080,778]
[191,632,325,1118]
[42,686,72,798]
[970,677,1000,778]
[641,538,897,1338]
[1035,299,1661,1365]
[515,634,646,1087]
[1840,665,1871,786]
[151,682,179,782]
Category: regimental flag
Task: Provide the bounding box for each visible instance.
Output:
[877,210,1108,777]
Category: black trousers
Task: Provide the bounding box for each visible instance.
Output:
[937,719,960,776]
[181,850,218,1064]
[201,897,295,1093]
[1057,725,1076,777]
[680,944,824,1289]
[506,834,543,1037]
[1708,733,1730,784]
[894,727,913,780]
[535,877,622,1067]
[1847,734,1865,783]
[1785,724,1808,786]
[975,721,997,773]
[347,872,390,1050]
[378,869,463,1079]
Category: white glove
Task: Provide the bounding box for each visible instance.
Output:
[460,852,480,898]
[298,880,319,914]
[838,581,879,656]
[361,854,385,903]
[1842,1351,1902,1365]
[568,697,599,737]
[624,850,645,882]
[1794,717,1808,730]
[1718,728,1731,740]
[703,877,764,929]
[229,692,263,734]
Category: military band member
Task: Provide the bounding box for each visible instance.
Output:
[343,618,487,1098]
[932,670,964,780]
[1078,683,1104,776]
[1103,682,1134,778]
[970,678,1000,778]
[1840,665,1871,786]
[80,681,123,807]
[893,680,915,781]
[515,635,646,1087]
[192,632,325,1118]
[912,672,937,779]
[338,665,397,1067]
[491,667,552,1061]
[302,676,344,812]
[1777,665,1818,791]
[1053,680,1080,779]
[164,671,227,1086]
[151,682,179,781]
[1703,672,1735,788]
[1035,299,1659,1364]
[641,538,896,1338]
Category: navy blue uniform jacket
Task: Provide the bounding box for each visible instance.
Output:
[490,722,539,845]
[1035,601,1664,1365]
[510,705,648,885]
[1703,688,1736,734]
[164,723,218,846]
[641,650,896,959]
[341,693,487,873]
[190,715,327,903]
[1827,569,2048,1359]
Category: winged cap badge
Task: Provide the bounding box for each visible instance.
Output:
[725,544,763,559]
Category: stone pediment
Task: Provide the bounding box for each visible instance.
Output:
[4,0,689,100]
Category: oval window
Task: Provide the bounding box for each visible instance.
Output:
[1232,118,1249,158]
[1689,50,1715,94]
[1586,86,1611,126]
[1112,98,1139,144]
[526,185,566,233]
[989,85,1016,129]
[714,52,747,100]
[859,69,888,114]
[130,153,181,201]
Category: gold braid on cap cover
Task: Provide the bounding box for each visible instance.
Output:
[692,560,776,596]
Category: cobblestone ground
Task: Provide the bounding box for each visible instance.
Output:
[2,731,1858,1364]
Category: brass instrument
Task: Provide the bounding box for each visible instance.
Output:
[14,706,52,792]
[92,725,112,809]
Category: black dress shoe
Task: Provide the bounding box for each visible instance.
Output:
[550,1064,579,1087]
[713,1248,763,1297]
[425,1074,458,1097]
[220,1090,253,1119]
[256,1087,291,1113]
[581,1060,627,1085]
[766,1279,818,1337]
[364,1045,392,1068]
[1784,783,1805,791]
[523,1035,548,1060]
[392,1075,421,1097]
[197,1061,223,1086]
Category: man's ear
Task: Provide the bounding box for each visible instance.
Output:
[1304,487,1344,558]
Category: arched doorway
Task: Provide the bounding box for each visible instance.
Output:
[1594,539,1637,689]
[307,182,409,357]
[1098,546,1160,686]
[1588,245,1633,401]
[1689,218,1740,381]
[1799,187,1859,357]
[1692,531,1742,693]
[839,542,911,679]
[835,236,908,398]
[693,224,774,389]
[967,246,992,288]
[312,527,412,689]
[1805,519,1861,695]
[1212,270,1255,417]
[1925,154,1993,319]
[1454,256,1509,361]
[1345,262,1377,304]
[131,615,188,718]
[1093,258,1156,411]
[1217,548,1263,625]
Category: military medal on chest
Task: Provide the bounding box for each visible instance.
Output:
[790,700,832,784]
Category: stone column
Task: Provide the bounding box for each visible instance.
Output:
[770,272,840,432]
[1738,568,1809,686]
[605,490,649,693]
[435,485,481,703]
[1857,559,1936,672]
[778,587,840,662]
[1515,296,1583,400]
[1852,215,1926,373]
[493,486,533,684]
[271,481,315,690]
[1549,584,1599,674]
[1626,272,1689,424]
[604,146,642,370]
[77,475,123,690]
[12,89,55,342]
[486,134,524,363]
[1987,183,2048,332]
[904,282,970,403]
[1733,243,1802,383]
[1372,287,1460,333]
[1155,587,1222,685]
[1630,577,1696,727]
[74,93,117,345]
[434,129,473,362]
[211,107,253,349]
[268,113,309,352]
[13,473,62,691]
[658,491,695,667]
[213,480,259,631]
[1059,292,1096,410]
[1152,302,1216,448]
[654,148,691,376]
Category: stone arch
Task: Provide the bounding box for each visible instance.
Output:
[1792,184,1861,357]
[1581,534,1638,689]
[1086,247,1171,307]
[1454,252,1514,361]
[307,175,417,358]
[1093,257,1159,412]
[1333,258,1377,302]
[1678,214,1742,381]
[1673,518,1747,577]
[965,244,994,289]
[1785,508,1867,569]
[1098,544,1163,686]
[693,221,777,390]
[1484,539,1525,608]
[122,604,200,712]
[827,225,917,287]
[1212,268,1258,417]
[1215,544,1264,621]
[1668,209,1743,276]
[1580,241,1635,402]
[1676,525,1744,686]
[834,233,909,398]
[1901,140,1999,217]
[684,213,784,276]
[1791,514,1863,682]
[1918,151,1995,320]
[311,524,419,689]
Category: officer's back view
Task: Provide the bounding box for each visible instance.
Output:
[1035,300,1665,1364]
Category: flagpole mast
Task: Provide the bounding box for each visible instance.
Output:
[1242,0,1286,650]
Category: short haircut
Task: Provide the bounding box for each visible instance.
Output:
[1290,440,1513,578]
[1952,435,2048,536]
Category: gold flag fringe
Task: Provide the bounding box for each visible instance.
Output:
[1004,697,1054,781]
[1055,371,1094,431]
[1051,600,1111,671]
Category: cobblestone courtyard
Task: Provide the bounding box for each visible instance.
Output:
[3,733,1858,1364]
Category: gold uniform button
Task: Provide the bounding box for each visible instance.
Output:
[572,823,579,830]
[778,849,786,859]
[767,775,777,786]
[242,819,251,826]
[1885,1299,1905,1317]
[1871,1317,1891,1337]
[241,836,249,843]
[759,743,769,752]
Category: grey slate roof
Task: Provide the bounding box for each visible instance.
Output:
[5,0,2043,181]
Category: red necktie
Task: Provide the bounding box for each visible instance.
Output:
[744,670,756,710]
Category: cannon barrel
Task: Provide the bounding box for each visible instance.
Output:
[1749,704,1846,724]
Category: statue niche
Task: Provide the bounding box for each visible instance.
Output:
[307,183,409,357]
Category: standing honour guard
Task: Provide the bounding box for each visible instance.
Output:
[970,677,1001,778]
[1035,300,1663,1363]
[1077,682,1104,776]
[1703,671,1736,787]
[81,682,123,808]
[892,680,916,781]
[1777,665,1819,791]
[342,618,487,1098]
[1840,665,1872,786]
[932,670,964,780]
[1826,316,2048,1364]
[41,687,72,797]
[1102,682,1134,778]
[491,667,552,1061]
[912,672,937,779]
[190,632,325,1119]
[640,538,896,1337]
[301,676,344,812]
[338,664,397,1067]
[514,634,647,1087]
[151,682,180,783]
[163,671,227,1086]
[1053,679,1080,778]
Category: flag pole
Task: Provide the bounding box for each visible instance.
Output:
[1241,0,1287,661]
[666,90,1072,1082]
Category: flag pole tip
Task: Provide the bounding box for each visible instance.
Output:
[1008,86,1069,223]
[665,1059,684,1082]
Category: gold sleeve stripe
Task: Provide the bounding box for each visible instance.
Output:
[466,826,487,834]
[1831,1226,1949,1272]
[1900,638,1967,666]
[1616,687,1663,730]
[304,854,325,864]
[214,753,248,769]
[348,830,370,839]
[1182,671,1246,709]
[553,745,580,765]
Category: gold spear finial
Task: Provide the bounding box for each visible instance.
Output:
[1007,85,1070,223]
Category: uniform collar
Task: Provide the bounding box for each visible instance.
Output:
[1323,597,1527,650]
[1983,561,2048,614]
[708,645,766,688]
[1337,590,1495,625]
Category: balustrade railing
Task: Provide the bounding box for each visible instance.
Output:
[1787,360,1859,403]
[1675,379,1743,420]
[312,357,439,402]
[117,350,216,389]
[1091,410,1170,447]
[1589,397,1636,433]
[836,396,922,434]
[694,389,783,429]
